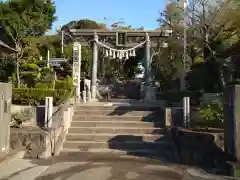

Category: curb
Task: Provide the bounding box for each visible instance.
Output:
[0,150,25,168]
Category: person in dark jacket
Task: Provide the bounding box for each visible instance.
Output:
[80,78,84,100]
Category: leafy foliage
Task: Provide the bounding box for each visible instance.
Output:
[155,0,240,93]
[55,76,74,91]
[153,2,184,91]
[0,55,15,82]
[12,88,69,106]
[192,102,224,128]
[0,0,57,38]
[0,0,57,87]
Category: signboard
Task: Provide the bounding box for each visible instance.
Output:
[72,43,81,87]
[49,58,67,66]
[165,108,172,127]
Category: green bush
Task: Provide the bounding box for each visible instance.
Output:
[35,60,47,67]
[191,102,224,128]
[35,83,49,89]
[22,63,39,71]
[55,76,74,91]
[12,88,69,106]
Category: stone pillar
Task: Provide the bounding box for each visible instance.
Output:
[73,42,81,101]
[144,33,155,101]
[45,97,53,128]
[183,96,190,128]
[84,79,91,102]
[91,32,98,100]
[224,85,240,161]
[144,33,151,84]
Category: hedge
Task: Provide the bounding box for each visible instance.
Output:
[12,88,69,106]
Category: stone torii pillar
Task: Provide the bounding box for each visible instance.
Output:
[144,32,155,101]
[144,33,151,84]
[91,32,98,100]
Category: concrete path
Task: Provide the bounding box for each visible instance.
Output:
[0,152,229,180]
[0,158,49,180]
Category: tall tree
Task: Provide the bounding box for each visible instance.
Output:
[153,2,184,91]
[185,0,239,61]
[186,0,240,91]
[155,0,240,92]
[59,19,104,77]
[0,0,57,87]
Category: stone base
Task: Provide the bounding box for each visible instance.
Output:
[10,127,52,158]
[170,127,225,170]
[144,85,156,101]
[10,105,74,159]
[226,162,240,177]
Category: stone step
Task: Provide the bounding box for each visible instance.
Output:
[60,148,168,157]
[75,110,162,117]
[76,105,162,111]
[65,133,164,142]
[70,121,163,128]
[63,140,173,150]
[68,127,166,134]
[73,115,161,122]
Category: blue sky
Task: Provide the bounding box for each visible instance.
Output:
[52,0,165,33]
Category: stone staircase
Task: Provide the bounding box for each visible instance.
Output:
[61,102,175,160]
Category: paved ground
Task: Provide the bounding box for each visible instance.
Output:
[0,152,228,180]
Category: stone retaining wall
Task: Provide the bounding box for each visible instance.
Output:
[10,127,52,158]
[170,127,225,170]
[10,105,74,158]
[11,105,58,127]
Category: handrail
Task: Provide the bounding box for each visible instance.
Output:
[41,88,75,128]
[51,87,75,127]
[41,87,76,156]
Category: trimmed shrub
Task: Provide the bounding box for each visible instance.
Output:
[22,63,39,71]
[12,88,69,106]
[35,83,49,89]
[55,76,74,91]
[191,102,224,128]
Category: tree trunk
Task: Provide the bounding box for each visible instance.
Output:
[15,42,21,88]
[16,58,20,88]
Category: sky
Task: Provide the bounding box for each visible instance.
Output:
[51,0,165,33]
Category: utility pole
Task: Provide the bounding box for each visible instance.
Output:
[179,0,188,91]
[183,0,190,128]
[182,0,188,91]
[61,30,64,55]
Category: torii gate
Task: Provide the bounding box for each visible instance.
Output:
[71,29,172,102]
